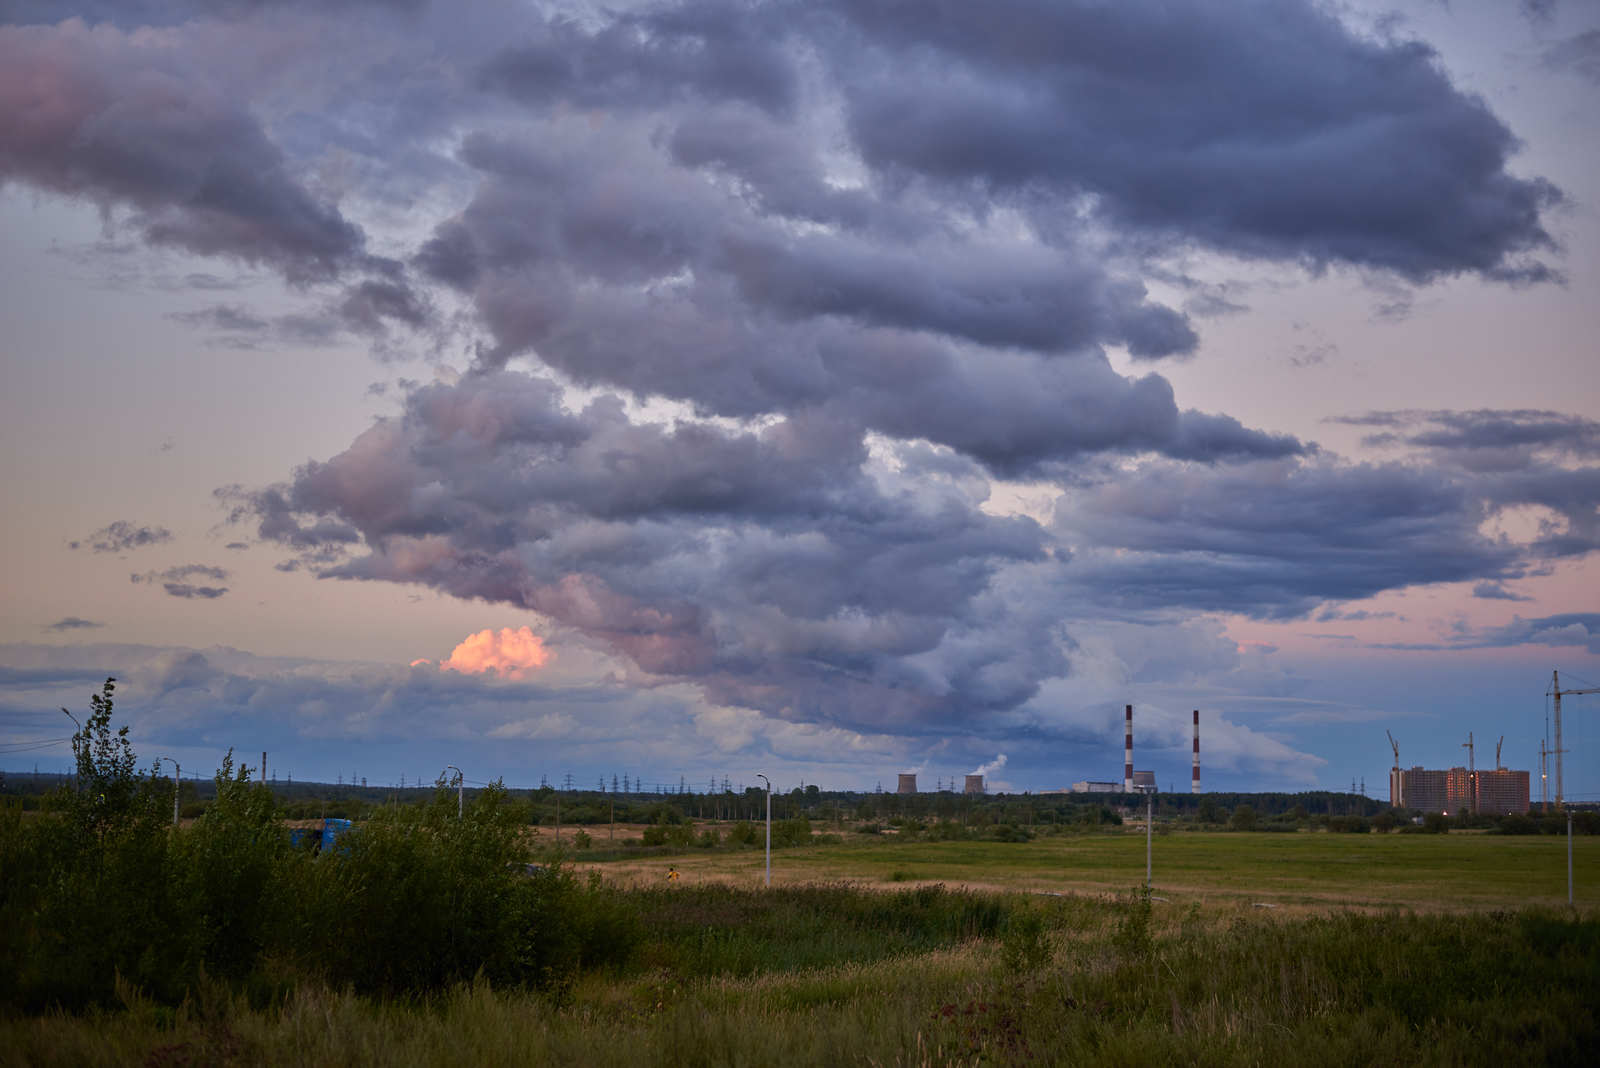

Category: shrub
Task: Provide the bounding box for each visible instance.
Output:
[1229,805,1258,832]
[771,817,812,847]
[1001,909,1051,971]
[1496,813,1537,835]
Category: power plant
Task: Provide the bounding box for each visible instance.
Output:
[1072,703,1174,794]
[896,773,917,795]
[964,774,984,794]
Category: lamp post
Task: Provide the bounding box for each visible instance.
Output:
[444,765,463,818]
[1137,785,1157,888]
[756,773,771,887]
[159,757,180,827]
[60,709,80,793]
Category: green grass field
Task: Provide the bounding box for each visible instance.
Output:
[8,827,1598,1065]
[586,828,1600,910]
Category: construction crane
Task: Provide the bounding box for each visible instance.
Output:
[1385,730,1401,807]
[1550,670,1600,809]
[1461,732,1476,815]
[1495,735,1504,771]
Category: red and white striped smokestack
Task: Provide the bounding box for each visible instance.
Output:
[1123,704,1134,792]
[1192,709,1201,794]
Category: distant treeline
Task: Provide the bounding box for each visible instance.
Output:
[10,766,1593,835]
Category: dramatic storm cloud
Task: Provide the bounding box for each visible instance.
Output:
[4,0,1594,793]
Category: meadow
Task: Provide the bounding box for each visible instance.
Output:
[6,822,1597,1066]
[7,691,1595,1066]
[581,826,1600,911]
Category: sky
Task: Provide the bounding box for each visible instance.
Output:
[2,0,1597,799]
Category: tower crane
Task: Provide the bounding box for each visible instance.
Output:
[1550,670,1600,809]
[1495,735,1504,771]
[1461,732,1476,815]
[1386,730,1399,769]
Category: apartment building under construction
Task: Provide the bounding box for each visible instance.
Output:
[1389,766,1529,815]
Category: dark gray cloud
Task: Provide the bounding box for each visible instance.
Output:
[1543,30,1600,84]
[817,0,1559,283]
[480,2,798,118]
[1331,410,1600,563]
[229,370,1062,729]
[0,20,367,284]
[168,277,430,348]
[1478,613,1600,655]
[1473,582,1533,602]
[1053,458,1526,619]
[1339,409,1600,461]
[44,617,105,631]
[70,520,174,553]
[130,564,231,599]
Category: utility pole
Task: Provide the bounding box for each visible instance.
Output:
[756,773,772,887]
[1550,670,1600,809]
[445,765,462,818]
[159,757,180,827]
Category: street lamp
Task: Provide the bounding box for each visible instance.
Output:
[756,773,771,887]
[60,709,80,792]
[1136,784,1158,888]
[444,765,463,818]
[158,757,180,828]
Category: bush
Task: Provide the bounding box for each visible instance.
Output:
[1229,805,1258,832]
[1327,815,1371,834]
[1422,812,1450,834]
[725,820,758,846]
[771,817,812,848]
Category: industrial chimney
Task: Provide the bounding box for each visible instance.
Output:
[1192,710,1200,794]
[1124,704,1134,792]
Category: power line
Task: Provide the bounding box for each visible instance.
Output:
[0,736,72,754]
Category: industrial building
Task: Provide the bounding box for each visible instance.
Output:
[896,773,917,795]
[963,774,983,794]
[1389,765,1529,815]
[1071,781,1120,794]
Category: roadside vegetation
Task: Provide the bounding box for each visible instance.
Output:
[3,680,1597,1064]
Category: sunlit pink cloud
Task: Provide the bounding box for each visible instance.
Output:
[438,626,552,680]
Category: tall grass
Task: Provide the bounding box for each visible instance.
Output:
[5,895,1595,1066]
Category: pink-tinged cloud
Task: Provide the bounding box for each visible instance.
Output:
[440,627,552,680]
[409,658,432,667]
